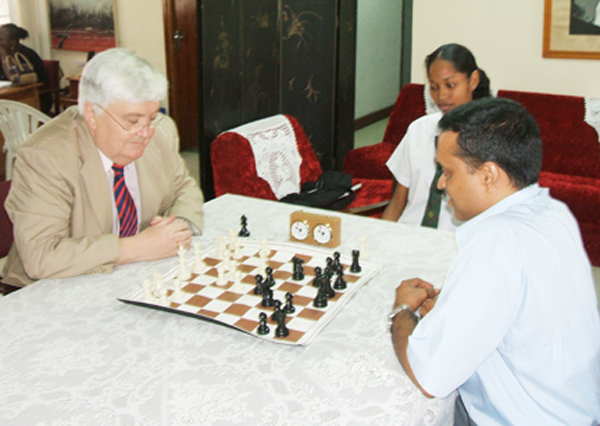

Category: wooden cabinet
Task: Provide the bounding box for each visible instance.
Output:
[198,0,357,198]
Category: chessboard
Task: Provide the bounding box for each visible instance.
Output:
[119,239,381,346]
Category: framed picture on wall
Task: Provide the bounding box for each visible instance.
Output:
[543,0,600,59]
[49,0,117,52]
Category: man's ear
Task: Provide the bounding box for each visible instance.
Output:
[480,161,501,191]
[82,103,97,130]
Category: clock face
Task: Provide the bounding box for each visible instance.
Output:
[313,223,333,244]
[291,220,310,240]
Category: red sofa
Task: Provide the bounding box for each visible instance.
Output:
[344,84,600,266]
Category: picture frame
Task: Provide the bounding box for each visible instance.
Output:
[49,0,117,52]
[543,0,600,59]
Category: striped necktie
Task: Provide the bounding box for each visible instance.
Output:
[420,162,444,228]
[112,164,138,237]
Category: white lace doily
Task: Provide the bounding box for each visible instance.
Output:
[230,115,302,199]
[584,97,600,143]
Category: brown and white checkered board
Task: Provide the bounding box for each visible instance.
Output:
[119,240,381,346]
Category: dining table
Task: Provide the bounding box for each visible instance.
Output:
[0,194,459,425]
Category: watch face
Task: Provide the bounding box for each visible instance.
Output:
[291,220,310,240]
[313,223,333,244]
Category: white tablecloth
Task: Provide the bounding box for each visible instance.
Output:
[0,194,459,426]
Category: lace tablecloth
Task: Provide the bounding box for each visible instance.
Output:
[0,194,459,426]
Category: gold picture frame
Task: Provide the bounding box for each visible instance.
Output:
[543,0,600,59]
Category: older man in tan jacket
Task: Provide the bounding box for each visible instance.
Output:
[2,48,204,287]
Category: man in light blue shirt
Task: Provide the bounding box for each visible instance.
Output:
[389,97,600,425]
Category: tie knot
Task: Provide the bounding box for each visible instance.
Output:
[112,164,125,175]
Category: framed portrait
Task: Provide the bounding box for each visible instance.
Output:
[49,0,117,52]
[543,0,600,59]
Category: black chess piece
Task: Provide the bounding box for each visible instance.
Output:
[253,274,264,295]
[271,299,283,321]
[284,292,296,314]
[323,266,335,298]
[312,266,323,287]
[292,257,304,281]
[326,256,333,272]
[313,281,328,308]
[261,286,274,307]
[275,309,289,337]
[333,269,347,290]
[238,215,250,237]
[257,312,270,335]
[333,251,343,274]
[350,249,362,273]
[265,266,275,288]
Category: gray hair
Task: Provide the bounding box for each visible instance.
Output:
[77,48,168,115]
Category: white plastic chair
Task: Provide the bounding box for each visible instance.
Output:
[0,100,50,180]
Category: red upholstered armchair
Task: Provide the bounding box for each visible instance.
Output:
[498,90,600,266]
[343,83,427,180]
[211,114,392,213]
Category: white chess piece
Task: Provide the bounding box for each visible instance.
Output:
[232,239,242,260]
[178,250,191,281]
[228,259,239,280]
[216,263,228,286]
[231,270,243,292]
[152,271,165,298]
[217,235,227,259]
[222,248,231,271]
[360,234,369,260]
[142,279,154,303]
[192,241,205,274]
[259,239,270,259]
[158,286,169,306]
[228,228,238,251]
[172,277,184,302]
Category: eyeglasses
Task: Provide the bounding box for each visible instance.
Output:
[94,103,164,133]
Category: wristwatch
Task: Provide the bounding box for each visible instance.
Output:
[387,304,420,331]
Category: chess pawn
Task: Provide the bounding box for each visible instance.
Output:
[231,270,243,292]
[217,235,227,259]
[284,292,296,314]
[254,274,264,295]
[256,312,269,335]
[172,277,184,301]
[228,259,239,280]
[259,239,270,259]
[178,255,191,281]
[216,263,228,286]
[158,286,169,306]
[232,240,242,260]
[228,228,238,251]
[152,271,165,298]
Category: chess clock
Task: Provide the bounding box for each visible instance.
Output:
[290,210,341,248]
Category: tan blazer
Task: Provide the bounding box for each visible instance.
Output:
[3,107,204,286]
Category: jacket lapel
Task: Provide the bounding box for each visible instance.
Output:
[75,114,113,233]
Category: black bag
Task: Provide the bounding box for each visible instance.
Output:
[2,52,38,86]
[280,171,356,210]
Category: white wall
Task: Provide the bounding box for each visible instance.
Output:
[412,0,600,98]
[355,0,403,119]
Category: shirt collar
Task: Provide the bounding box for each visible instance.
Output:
[456,183,546,246]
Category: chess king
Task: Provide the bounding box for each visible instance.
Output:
[3,48,204,287]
